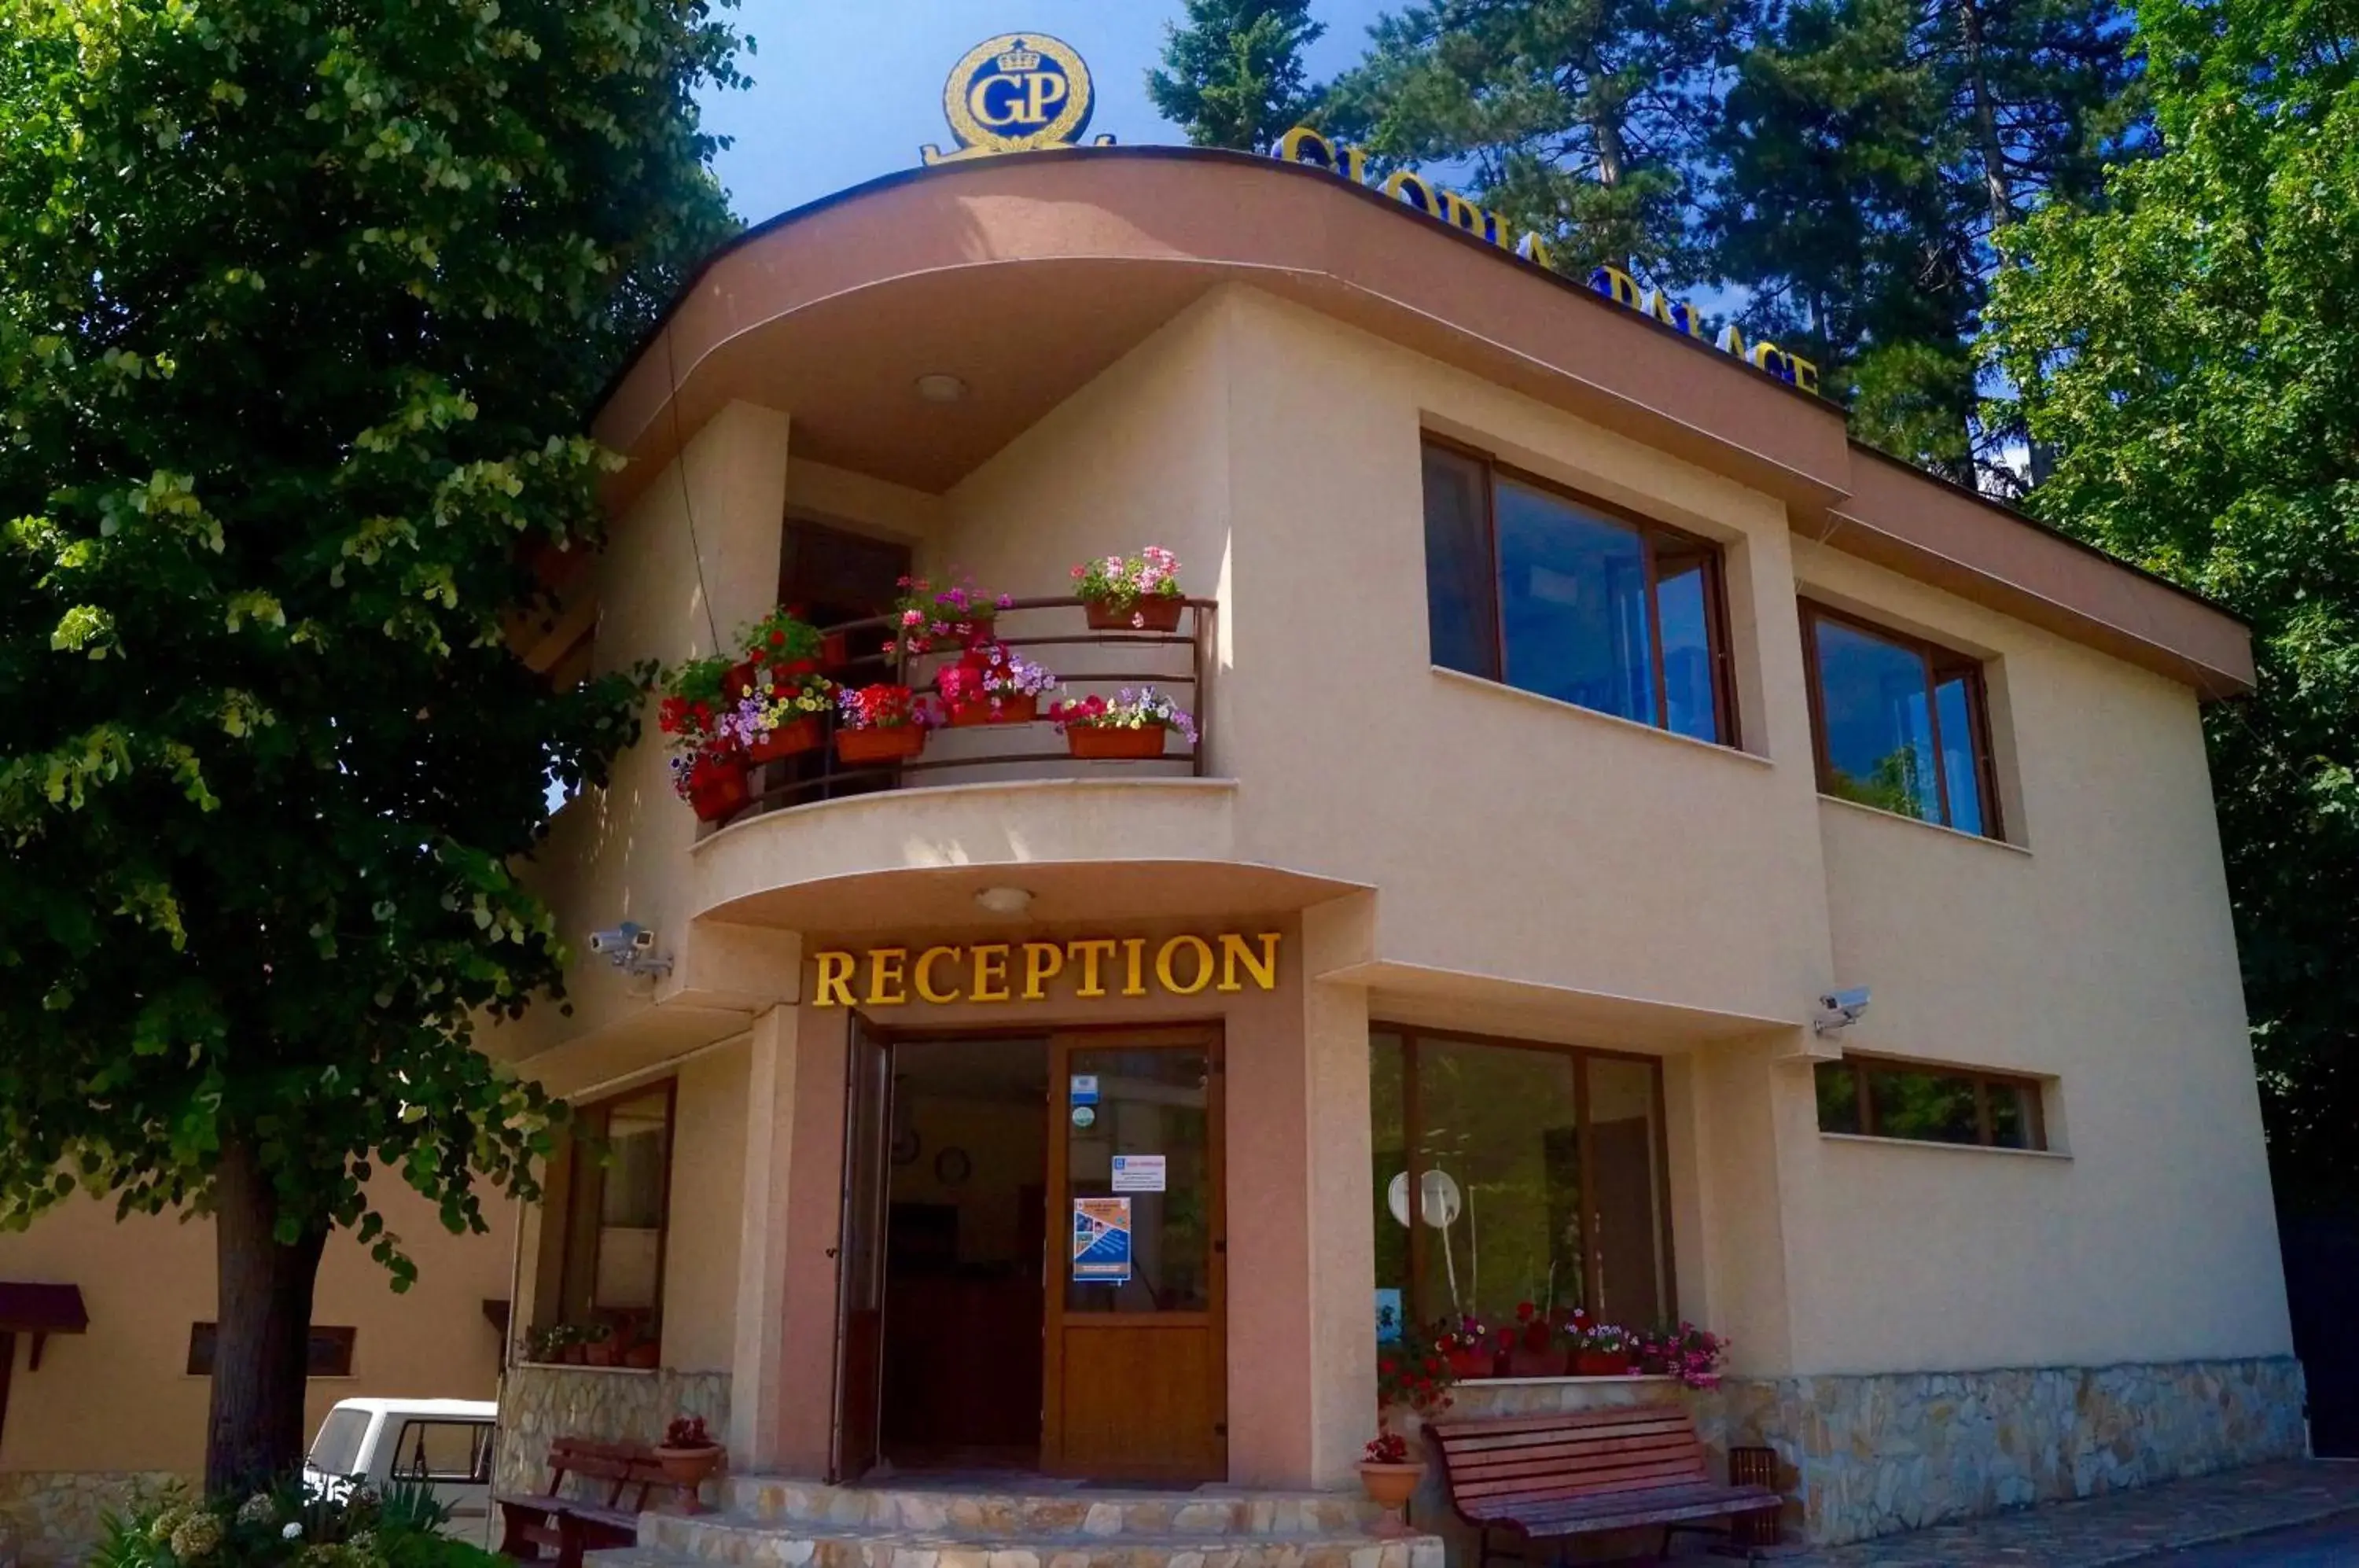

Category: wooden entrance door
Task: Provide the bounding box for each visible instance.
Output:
[828,1021,892,1483]
[1041,1028,1226,1482]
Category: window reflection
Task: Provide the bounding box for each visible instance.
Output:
[1805,604,1998,837]
[1811,1058,2047,1150]
[1499,481,1656,726]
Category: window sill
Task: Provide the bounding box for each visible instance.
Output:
[513,1361,661,1375]
[1819,1132,2070,1161]
[1431,667,1771,767]
[1456,1374,1683,1389]
[1817,793,2031,855]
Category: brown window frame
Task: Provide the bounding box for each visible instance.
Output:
[1422,436,1742,749]
[1799,598,2003,839]
[1375,1025,1679,1329]
[544,1077,678,1345]
[186,1323,355,1378]
[1814,1055,2049,1151]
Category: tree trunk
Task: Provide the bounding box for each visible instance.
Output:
[1953,0,2014,233]
[205,1139,330,1493]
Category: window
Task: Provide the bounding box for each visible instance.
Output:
[543,1082,675,1340]
[1371,1030,1673,1333]
[1814,1057,2047,1150]
[1422,441,1736,745]
[1801,602,2000,837]
[186,1323,355,1378]
[307,1408,373,1477]
[388,1419,493,1484]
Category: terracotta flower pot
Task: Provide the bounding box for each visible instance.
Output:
[745,716,822,762]
[684,760,750,823]
[1066,726,1169,760]
[1445,1348,1497,1380]
[1084,595,1183,632]
[652,1445,721,1511]
[621,1340,661,1369]
[721,659,759,700]
[1573,1349,1634,1377]
[836,726,926,766]
[1357,1460,1423,1537]
[561,1342,587,1365]
[820,632,849,669]
[1507,1344,1568,1378]
[581,1338,619,1367]
[949,694,1038,727]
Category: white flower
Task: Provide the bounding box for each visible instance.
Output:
[283,1522,304,1540]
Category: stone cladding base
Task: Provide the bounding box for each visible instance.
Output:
[0,1470,186,1566]
[495,1364,731,1500]
[1401,1356,2306,1555]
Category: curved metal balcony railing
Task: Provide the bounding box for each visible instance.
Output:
[708,595,1217,830]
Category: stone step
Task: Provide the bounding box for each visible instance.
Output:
[719,1477,1386,1539]
[601,1513,1444,1568]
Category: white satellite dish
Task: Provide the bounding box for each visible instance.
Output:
[1387,1169,1463,1228]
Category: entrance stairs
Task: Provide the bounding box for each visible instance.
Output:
[589,1474,1445,1568]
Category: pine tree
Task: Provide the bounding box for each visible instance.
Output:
[1323,0,1750,286]
[1709,0,2141,484]
[1149,0,1329,153]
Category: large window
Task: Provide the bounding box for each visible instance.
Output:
[1371,1030,1673,1334]
[1814,1057,2047,1150]
[1801,601,2000,837]
[543,1082,675,1342]
[1422,441,1735,745]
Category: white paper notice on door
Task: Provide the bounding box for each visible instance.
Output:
[1110,1154,1167,1193]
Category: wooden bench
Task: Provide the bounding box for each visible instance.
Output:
[1428,1406,1782,1562]
[495,1437,697,1568]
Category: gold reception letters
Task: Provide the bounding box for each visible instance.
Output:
[812,932,1282,1007]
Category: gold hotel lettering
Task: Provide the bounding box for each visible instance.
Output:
[811,932,1283,1007]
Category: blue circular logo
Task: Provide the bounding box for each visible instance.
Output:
[939,34,1095,156]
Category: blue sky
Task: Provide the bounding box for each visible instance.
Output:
[699,1,1394,223]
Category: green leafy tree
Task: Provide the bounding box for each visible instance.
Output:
[1985,0,2359,1209]
[1149,0,1330,152]
[1710,0,2142,484]
[0,0,742,1487]
[1324,0,1751,285]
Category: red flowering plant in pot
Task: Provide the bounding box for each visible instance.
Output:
[1073,546,1185,631]
[1434,1314,1498,1379]
[653,1413,724,1509]
[1365,1320,1452,1536]
[1502,1301,1567,1377]
[1048,687,1198,760]
[738,605,827,680]
[936,640,1058,726]
[658,655,751,823]
[834,682,931,766]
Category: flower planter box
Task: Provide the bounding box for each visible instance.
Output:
[721,659,760,700]
[837,727,926,767]
[948,694,1038,727]
[684,760,751,823]
[820,631,850,669]
[1357,1460,1422,1533]
[1067,726,1169,760]
[1084,596,1183,632]
[1507,1345,1569,1378]
[1445,1349,1499,1380]
[1572,1349,1634,1377]
[745,716,823,763]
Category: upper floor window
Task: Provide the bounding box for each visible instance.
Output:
[1801,601,2000,837]
[1422,440,1735,745]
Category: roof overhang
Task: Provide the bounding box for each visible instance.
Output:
[592,145,2251,698]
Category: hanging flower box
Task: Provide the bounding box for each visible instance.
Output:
[948,694,1039,727]
[1073,546,1186,631]
[938,642,1056,727]
[835,683,929,766]
[677,755,750,823]
[1051,689,1196,760]
[745,715,823,762]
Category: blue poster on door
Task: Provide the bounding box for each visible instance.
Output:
[1071,1196,1132,1283]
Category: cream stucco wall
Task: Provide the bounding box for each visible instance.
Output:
[504,273,2287,1485]
[0,1185,513,1475]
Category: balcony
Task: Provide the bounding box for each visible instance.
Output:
[703,596,1218,834]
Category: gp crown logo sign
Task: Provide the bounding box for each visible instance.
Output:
[922,33,1113,164]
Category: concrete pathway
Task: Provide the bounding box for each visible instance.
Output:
[1772,1461,2359,1567]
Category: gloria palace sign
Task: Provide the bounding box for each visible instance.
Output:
[915,35,1822,397]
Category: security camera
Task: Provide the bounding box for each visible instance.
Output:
[1813,986,1871,1035]
[587,923,641,956]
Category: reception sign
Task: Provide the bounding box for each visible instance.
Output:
[811,932,1281,1007]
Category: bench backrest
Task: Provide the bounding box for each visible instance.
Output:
[1426,1406,1712,1520]
[547,1437,665,1507]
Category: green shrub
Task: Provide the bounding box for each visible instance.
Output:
[96,1480,476,1568]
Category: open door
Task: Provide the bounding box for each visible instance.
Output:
[1042,1028,1226,1482]
[829,1020,892,1484]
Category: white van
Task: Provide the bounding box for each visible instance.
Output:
[301,1397,499,1543]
